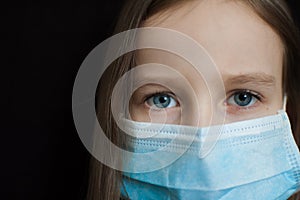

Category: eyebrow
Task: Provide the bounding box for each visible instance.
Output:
[225,73,276,87]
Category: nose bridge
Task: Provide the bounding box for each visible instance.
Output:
[181,86,213,127]
[196,89,213,127]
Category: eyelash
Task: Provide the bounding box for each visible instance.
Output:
[225,89,263,110]
[144,91,179,110]
[143,89,263,111]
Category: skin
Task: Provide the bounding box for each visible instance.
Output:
[128,0,284,126]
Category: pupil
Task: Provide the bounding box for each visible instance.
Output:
[159,96,167,103]
[234,92,252,106]
[153,95,170,108]
[239,93,248,101]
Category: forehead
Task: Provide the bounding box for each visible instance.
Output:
[138,0,283,84]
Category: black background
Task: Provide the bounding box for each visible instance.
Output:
[2,0,299,199]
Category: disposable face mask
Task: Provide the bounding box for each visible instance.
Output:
[120,110,300,200]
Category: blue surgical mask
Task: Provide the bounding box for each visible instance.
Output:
[120,111,300,200]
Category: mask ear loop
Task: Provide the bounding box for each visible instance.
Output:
[278,94,287,114]
[283,94,287,111]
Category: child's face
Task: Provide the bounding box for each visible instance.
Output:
[129,0,284,126]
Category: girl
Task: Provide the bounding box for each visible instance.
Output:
[87,0,300,199]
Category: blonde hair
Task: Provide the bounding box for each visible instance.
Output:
[88,0,300,199]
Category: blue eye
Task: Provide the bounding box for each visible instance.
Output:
[227,91,260,107]
[146,94,178,109]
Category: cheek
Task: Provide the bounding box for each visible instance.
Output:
[129,103,181,124]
